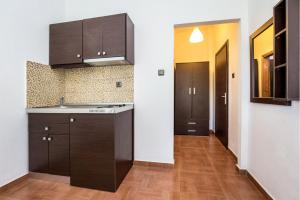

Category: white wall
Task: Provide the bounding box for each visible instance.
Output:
[64,0,249,164]
[248,0,300,199]
[0,0,64,186]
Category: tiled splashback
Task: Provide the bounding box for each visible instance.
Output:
[64,65,134,104]
[26,61,134,108]
[27,61,65,108]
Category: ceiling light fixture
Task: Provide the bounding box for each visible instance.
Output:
[189,27,204,43]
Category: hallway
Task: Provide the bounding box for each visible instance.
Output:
[0,135,266,200]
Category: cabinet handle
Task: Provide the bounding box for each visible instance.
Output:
[76,54,81,58]
[187,122,197,125]
[187,129,197,133]
[42,136,47,141]
[47,137,52,142]
[70,118,75,123]
[97,51,101,56]
[189,88,191,95]
[44,126,49,131]
[102,51,106,55]
[193,88,196,95]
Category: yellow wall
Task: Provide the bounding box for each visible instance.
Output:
[253,25,274,97]
[174,26,212,63]
[210,22,240,155]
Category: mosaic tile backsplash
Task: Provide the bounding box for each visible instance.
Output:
[27,61,134,108]
[27,61,65,108]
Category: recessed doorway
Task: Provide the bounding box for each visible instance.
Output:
[173,20,240,151]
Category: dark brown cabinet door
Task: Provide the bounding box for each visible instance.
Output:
[70,114,115,191]
[175,62,209,135]
[29,114,70,175]
[50,21,83,65]
[102,14,126,58]
[49,135,70,176]
[83,17,103,59]
[29,134,48,173]
[83,14,126,60]
[191,62,209,135]
[175,63,193,134]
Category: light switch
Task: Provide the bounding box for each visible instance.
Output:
[158,69,165,76]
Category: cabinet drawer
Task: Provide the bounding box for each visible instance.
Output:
[175,122,209,136]
[29,114,69,135]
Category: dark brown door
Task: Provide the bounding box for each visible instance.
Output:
[83,17,103,59]
[70,114,115,191]
[215,42,229,147]
[50,21,83,65]
[29,134,48,173]
[175,62,209,135]
[102,14,126,58]
[175,63,193,134]
[49,134,70,176]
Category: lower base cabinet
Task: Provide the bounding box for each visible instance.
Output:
[70,110,133,192]
[29,114,70,176]
[28,110,133,192]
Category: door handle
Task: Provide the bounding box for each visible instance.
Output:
[189,88,191,95]
[221,92,227,105]
[193,88,196,95]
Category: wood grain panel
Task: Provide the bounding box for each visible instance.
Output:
[83,17,103,59]
[50,21,83,65]
[29,114,69,135]
[115,110,133,188]
[49,134,70,176]
[70,114,116,191]
[102,14,126,58]
[29,134,49,173]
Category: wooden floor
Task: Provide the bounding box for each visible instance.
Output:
[0,135,267,200]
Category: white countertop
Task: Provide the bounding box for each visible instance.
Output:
[26,104,134,114]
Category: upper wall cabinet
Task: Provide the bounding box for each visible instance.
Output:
[50,21,83,66]
[49,13,134,68]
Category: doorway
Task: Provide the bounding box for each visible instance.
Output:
[215,41,229,148]
[173,21,239,151]
[174,62,210,135]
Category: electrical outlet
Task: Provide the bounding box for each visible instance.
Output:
[116,81,122,88]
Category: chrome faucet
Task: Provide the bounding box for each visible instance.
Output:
[59,96,65,107]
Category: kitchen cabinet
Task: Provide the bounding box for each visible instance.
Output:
[49,21,83,66]
[83,13,134,64]
[28,110,133,192]
[29,114,70,176]
[83,14,133,61]
[49,13,134,68]
[175,62,209,135]
[70,110,133,192]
